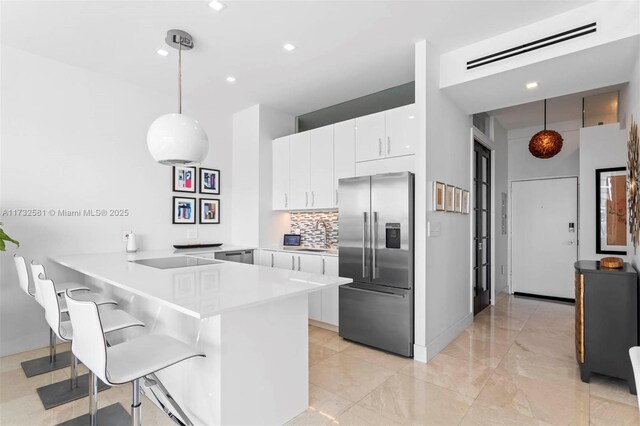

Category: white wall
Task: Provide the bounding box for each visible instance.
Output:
[490,118,509,295]
[231,104,293,248]
[0,46,232,356]
[578,123,629,262]
[415,41,473,362]
[508,119,581,181]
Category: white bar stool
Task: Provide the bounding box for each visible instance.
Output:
[14,255,99,377]
[34,273,145,409]
[61,291,205,426]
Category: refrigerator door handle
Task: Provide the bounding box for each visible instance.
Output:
[362,212,368,278]
[345,285,405,299]
[372,211,378,279]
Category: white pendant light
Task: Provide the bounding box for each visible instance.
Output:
[147,30,209,166]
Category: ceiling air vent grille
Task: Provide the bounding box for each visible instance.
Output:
[466,22,597,70]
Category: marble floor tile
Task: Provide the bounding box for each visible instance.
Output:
[513,329,575,363]
[358,373,474,425]
[460,401,550,425]
[465,321,521,345]
[309,353,395,402]
[399,353,492,398]
[336,404,401,425]
[589,395,640,426]
[341,343,411,372]
[286,385,353,425]
[496,342,588,394]
[589,374,638,408]
[309,326,354,352]
[310,343,338,367]
[475,369,589,425]
[440,331,511,368]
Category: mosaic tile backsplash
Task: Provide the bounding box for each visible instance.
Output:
[290,211,339,249]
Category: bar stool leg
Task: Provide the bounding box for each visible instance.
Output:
[70,354,78,389]
[89,372,98,426]
[131,378,142,426]
[49,328,57,363]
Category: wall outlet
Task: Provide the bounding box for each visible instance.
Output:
[122,230,132,242]
[187,228,198,240]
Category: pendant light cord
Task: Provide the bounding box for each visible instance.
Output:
[178,40,182,114]
[544,99,547,130]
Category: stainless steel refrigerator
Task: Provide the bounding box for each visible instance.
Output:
[338,172,414,357]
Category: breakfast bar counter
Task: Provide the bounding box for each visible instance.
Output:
[51,250,352,425]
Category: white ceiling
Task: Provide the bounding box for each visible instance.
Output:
[1,0,594,118]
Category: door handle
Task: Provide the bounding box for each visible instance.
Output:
[362,212,368,278]
[271,253,274,268]
[378,138,382,156]
[305,192,309,207]
[311,191,315,206]
[322,258,325,275]
[291,256,295,270]
[372,211,378,279]
[298,256,301,271]
[387,137,391,155]
[285,193,288,208]
[346,285,405,299]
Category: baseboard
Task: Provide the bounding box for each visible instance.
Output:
[425,312,473,361]
[413,344,427,363]
[308,320,338,333]
[513,292,575,304]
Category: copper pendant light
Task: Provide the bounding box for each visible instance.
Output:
[529,99,563,159]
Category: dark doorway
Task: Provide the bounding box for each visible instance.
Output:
[474,141,491,315]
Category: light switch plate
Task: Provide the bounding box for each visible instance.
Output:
[428,221,442,237]
[187,228,198,240]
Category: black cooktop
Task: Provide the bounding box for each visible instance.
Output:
[130,256,222,270]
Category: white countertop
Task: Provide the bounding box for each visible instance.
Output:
[51,250,351,320]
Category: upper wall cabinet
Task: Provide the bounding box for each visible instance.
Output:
[309,126,335,209]
[272,136,290,210]
[333,119,356,207]
[289,132,311,209]
[355,104,417,162]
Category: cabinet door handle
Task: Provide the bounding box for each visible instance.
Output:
[298,256,301,271]
[378,138,382,156]
[387,136,391,155]
[291,256,295,270]
[336,189,339,205]
[285,193,288,208]
[271,253,274,268]
[312,191,315,206]
[305,192,309,207]
[322,258,325,275]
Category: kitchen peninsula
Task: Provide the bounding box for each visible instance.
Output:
[52,250,352,425]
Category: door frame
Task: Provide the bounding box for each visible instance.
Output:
[470,127,496,312]
[507,175,579,294]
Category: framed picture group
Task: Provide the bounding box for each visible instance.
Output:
[433,181,469,214]
[172,166,221,224]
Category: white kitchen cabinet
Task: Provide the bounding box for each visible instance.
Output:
[385,104,417,158]
[321,256,339,326]
[355,104,417,163]
[333,119,355,207]
[257,249,276,267]
[355,111,385,162]
[272,136,290,210]
[273,251,296,270]
[309,126,334,209]
[289,132,311,209]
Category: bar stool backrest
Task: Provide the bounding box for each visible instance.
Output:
[30,262,47,307]
[65,292,109,385]
[14,255,34,298]
[34,273,68,341]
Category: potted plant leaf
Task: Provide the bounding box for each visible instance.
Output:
[0,222,19,251]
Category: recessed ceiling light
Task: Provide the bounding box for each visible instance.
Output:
[283,43,296,52]
[226,76,236,83]
[157,49,169,57]
[526,81,539,89]
[408,115,415,119]
[208,0,227,11]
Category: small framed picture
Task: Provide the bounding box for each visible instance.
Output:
[445,185,455,212]
[200,198,220,224]
[173,166,196,193]
[454,187,463,213]
[434,181,446,211]
[173,197,196,224]
[200,168,220,195]
[462,190,470,214]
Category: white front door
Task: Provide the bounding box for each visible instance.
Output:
[511,177,578,299]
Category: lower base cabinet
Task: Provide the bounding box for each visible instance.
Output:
[257,249,339,326]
